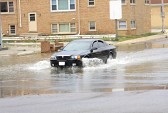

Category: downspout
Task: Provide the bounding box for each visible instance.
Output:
[161,0,165,33]
[78,0,80,35]
[18,0,22,27]
[0,0,3,49]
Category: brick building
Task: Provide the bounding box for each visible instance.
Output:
[0,0,151,36]
[151,0,168,31]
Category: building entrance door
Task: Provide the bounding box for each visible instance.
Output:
[28,13,37,32]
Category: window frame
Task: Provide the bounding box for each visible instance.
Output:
[9,2,14,12]
[118,20,127,30]
[130,0,136,5]
[145,0,150,5]
[9,25,16,35]
[29,14,36,22]
[70,23,76,32]
[51,24,58,33]
[122,0,126,5]
[89,21,96,31]
[51,23,76,34]
[130,20,136,29]
[0,1,14,14]
[51,0,76,12]
[88,0,95,7]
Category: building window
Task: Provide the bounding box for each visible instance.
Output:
[131,20,136,29]
[9,25,16,35]
[59,23,69,32]
[122,0,126,4]
[52,24,58,33]
[130,0,135,4]
[118,20,127,30]
[89,21,96,31]
[51,0,75,11]
[51,23,76,34]
[0,1,14,13]
[145,0,150,4]
[70,23,76,32]
[30,14,35,21]
[70,0,75,9]
[9,2,14,12]
[88,0,94,6]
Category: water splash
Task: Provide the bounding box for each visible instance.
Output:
[83,48,168,70]
[117,48,168,65]
[82,58,104,67]
[26,48,168,71]
[27,60,50,71]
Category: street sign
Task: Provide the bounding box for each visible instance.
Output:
[109,0,122,19]
[109,0,122,40]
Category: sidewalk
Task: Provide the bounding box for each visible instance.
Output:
[0,45,41,56]
[115,34,166,45]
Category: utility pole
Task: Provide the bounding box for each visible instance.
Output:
[0,5,2,50]
[0,21,2,50]
[161,0,165,33]
[0,30,2,50]
[115,19,118,40]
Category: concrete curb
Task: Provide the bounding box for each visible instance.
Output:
[115,34,165,45]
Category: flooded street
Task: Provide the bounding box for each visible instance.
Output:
[1,38,168,98]
[1,38,168,113]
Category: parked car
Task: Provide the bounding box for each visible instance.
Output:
[50,39,117,68]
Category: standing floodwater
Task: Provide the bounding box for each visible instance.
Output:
[0,39,168,98]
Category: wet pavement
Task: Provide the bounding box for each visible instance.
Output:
[0,36,168,113]
[0,36,168,98]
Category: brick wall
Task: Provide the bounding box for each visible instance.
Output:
[151,5,168,29]
[1,0,151,36]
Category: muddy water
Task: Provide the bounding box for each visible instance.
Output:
[0,39,168,98]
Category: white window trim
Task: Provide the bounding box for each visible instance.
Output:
[118,20,127,30]
[0,1,15,14]
[9,25,16,35]
[89,21,96,31]
[50,0,76,12]
[88,0,95,7]
[51,24,58,33]
[70,23,76,32]
[145,0,150,5]
[51,23,76,34]
[130,20,136,29]
[130,0,136,5]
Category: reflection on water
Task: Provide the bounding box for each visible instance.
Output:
[1,40,168,98]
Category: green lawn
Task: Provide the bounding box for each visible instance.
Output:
[3,33,158,43]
